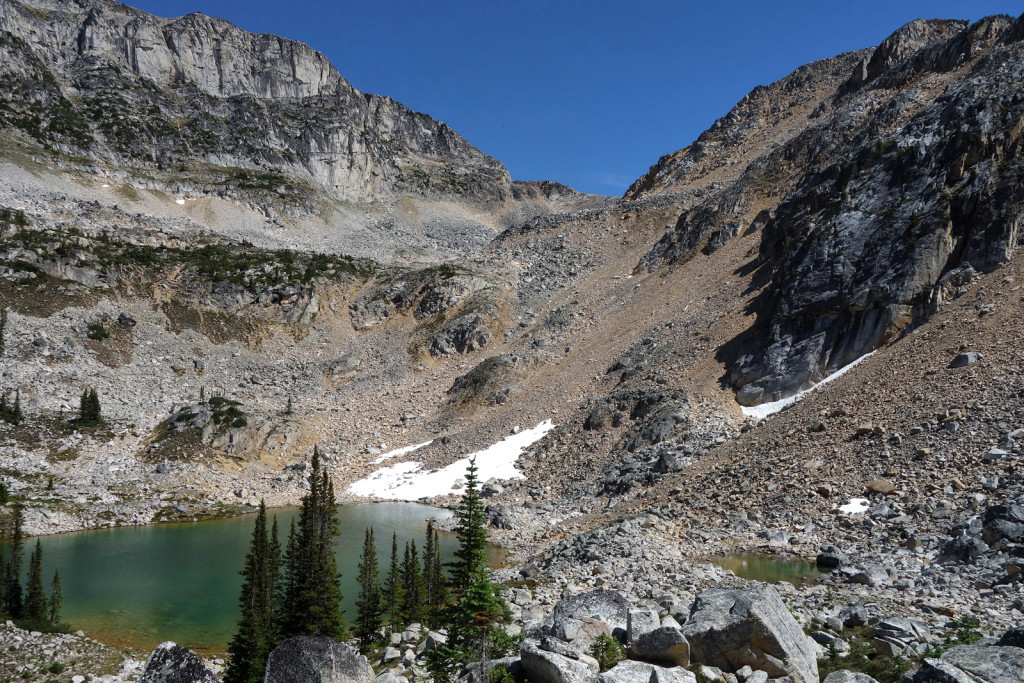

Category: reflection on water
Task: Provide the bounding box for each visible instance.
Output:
[709,553,825,587]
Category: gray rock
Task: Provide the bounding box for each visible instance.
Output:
[908,645,1024,683]
[816,547,847,569]
[996,626,1024,649]
[745,672,767,683]
[598,660,696,683]
[822,672,879,683]
[552,590,631,641]
[682,584,819,683]
[459,657,521,683]
[138,642,218,683]
[848,566,890,587]
[840,604,869,628]
[520,639,600,683]
[948,353,982,368]
[265,637,374,683]
[118,312,137,326]
[628,609,662,645]
[631,626,690,666]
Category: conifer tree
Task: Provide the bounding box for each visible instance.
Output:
[423,521,448,626]
[383,532,402,632]
[24,540,46,622]
[225,501,280,683]
[278,447,345,639]
[49,569,62,625]
[400,540,424,625]
[354,527,383,648]
[0,307,7,357]
[427,458,511,681]
[4,506,24,618]
[12,389,22,424]
[0,551,6,610]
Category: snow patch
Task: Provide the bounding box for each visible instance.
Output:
[348,420,556,500]
[740,352,876,420]
[175,198,186,205]
[372,440,433,464]
[840,498,870,514]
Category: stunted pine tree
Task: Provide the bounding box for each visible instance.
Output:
[4,506,24,617]
[24,540,47,623]
[278,447,345,640]
[49,570,62,626]
[354,527,383,649]
[225,501,280,683]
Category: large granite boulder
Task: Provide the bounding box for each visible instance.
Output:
[630,627,690,666]
[598,660,697,683]
[822,672,879,683]
[520,639,600,683]
[906,645,1024,683]
[552,590,631,642]
[139,642,219,683]
[682,584,819,683]
[264,637,374,683]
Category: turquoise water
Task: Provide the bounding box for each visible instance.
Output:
[2,503,463,652]
[709,553,824,586]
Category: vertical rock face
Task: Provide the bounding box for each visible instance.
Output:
[629,14,1024,405]
[138,642,219,683]
[0,0,512,206]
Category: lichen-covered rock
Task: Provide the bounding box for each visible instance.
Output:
[138,642,218,683]
[264,637,374,683]
[630,626,690,667]
[551,590,632,641]
[906,645,1024,683]
[520,639,600,683]
[598,660,697,683]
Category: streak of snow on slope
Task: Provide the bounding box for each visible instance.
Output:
[348,420,556,500]
[741,352,876,420]
[372,440,433,464]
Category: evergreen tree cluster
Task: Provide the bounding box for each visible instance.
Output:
[225,456,513,683]
[77,387,102,424]
[225,448,346,683]
[0,507,65,632]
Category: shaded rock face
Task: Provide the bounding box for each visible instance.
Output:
[264,637,374,683]
[0,0,511,206]
[682,584,819,683]
[908,645,1024,683]
[138,642,218,683]
[720,15,1024,404]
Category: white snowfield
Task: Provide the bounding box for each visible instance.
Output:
[347,420,556,501]
[740,352,876,420]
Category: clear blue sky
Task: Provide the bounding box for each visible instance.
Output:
[130,0,1019,196]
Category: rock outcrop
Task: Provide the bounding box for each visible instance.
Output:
[138,642,218,683]
[264,637,375,683]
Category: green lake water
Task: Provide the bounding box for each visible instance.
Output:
[2,503,468,653]
[709,553,824,586]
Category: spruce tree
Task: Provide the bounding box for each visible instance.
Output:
[278,448,345,639]
[0,307,7,358]
[4,506,24,618]
[383,532,403,632]
[49,569,62,625]
[225,501,280,683]
[24,540,46,622]
[12,389,22,424]
[400,540,424,625]
[354,527,383,648]
[428,458,511,681]
[423,521,448,626]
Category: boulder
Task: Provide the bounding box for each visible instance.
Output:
[598,660,697,683]
[840,603,868,628]
[816,547,846,569]
[949,352,982,368]
[631,627,690,666]
[682,584,819,683]
[996,626,1024,649]
[628,609,662,644]
[520,639,600,683]
[907,645,1024,683]
[265,637,374,683]
[552,590,631,641]
[459,656,521,683]
[139,642,218,683]
[822,673,879,683]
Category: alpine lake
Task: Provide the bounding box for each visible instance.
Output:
[3,503,488,653]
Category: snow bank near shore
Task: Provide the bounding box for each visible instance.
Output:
[348,420,556,500]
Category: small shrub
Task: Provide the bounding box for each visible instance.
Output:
[86,322,109,340]
[47,662,65,674]
[590,633,625,672]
